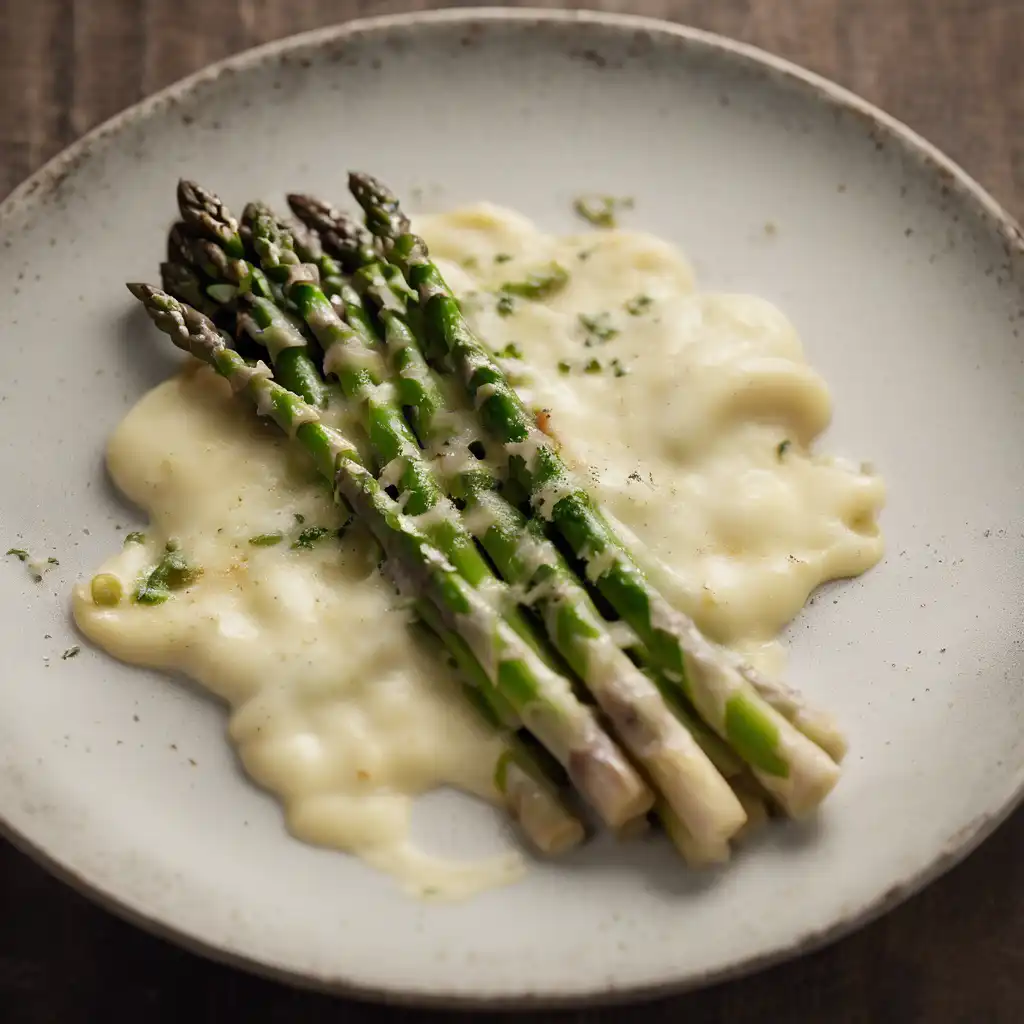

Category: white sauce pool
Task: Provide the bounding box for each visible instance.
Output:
[74,205,885,897]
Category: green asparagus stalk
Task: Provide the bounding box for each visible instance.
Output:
[240,203,566,644]
[414,598,585,855]
[248,203,659,827]
[165,193,617,836]
[289,200,749,847]
[600,509,849,763]
[135,259,649,829]
[173,186,329,411]
[320,180,843,768]
[166,201,603,845]
[159,260,219,320]
[128,285,597,851]
[349,172,841,818]
[288,219,347,300]
[167,218,587,849]
[287,198,753,848]
[289,200,782,856]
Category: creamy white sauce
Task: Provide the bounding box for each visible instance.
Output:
[73,366,521,899]
[74,204,884,896]
[426,205,884,669]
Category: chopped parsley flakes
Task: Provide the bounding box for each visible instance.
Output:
[579,312,619,344]
[494,342,523,360]
[625,294,654,316]
[500,263,569,300]
[134,549,202,605]
[249,533,284,547]
[572,194,634,229]
[6,548,58,583]
[291,526,332,550]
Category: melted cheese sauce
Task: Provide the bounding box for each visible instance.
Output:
[74,205,884,896]
[430,206,884,669]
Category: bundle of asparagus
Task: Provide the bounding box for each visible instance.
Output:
[127,174,848,868]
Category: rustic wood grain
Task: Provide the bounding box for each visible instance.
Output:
[1,1,1021,1021]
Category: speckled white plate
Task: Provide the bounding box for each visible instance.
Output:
[1,8,1022,1007]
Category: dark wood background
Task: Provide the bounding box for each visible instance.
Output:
[1,1,1021,1021]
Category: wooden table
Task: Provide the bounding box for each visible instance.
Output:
[2,2,1021,1020]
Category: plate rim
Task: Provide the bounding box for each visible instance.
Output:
[1,6,1022,1008]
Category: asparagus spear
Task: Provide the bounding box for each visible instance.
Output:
[172,187,648,827]
[293,194,851,774]
[349,172,841,818]
[127,285,600,849]
[288,218,347,300]
[166,201,601,845]
[325,179,843,766]
[414,598,585,855]
[164,223,586,850]
[290,198,801,842]
[599,509,849,763]
[130,281,649,829]
[240,203,565,642]
[290,203,748,847]
[253,204,667,827]
[173,186,329,411]
[186,190,485,597]
[178,179,247,258]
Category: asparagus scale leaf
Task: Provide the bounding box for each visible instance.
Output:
[175,182,329,411]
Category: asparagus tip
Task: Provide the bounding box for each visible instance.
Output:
[288,217,323,261]
[348,171,391,207]
[346,170,374,196]
[129,282,215,341]
[287,192,342,233]
[287,192,375,270]
[176,179,244,257]
[245,200,299,270]
[286,192,325,219]
[176,178,204,212]
[349,171,412,242]
[241,199,270,230]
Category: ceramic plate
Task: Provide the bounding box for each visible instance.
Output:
[1,8,1022,1007]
